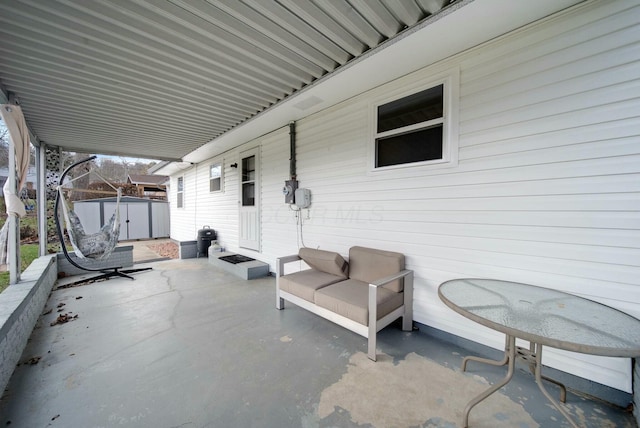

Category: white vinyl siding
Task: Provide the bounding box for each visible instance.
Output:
[170,172,195,240]
[261,128,296,259]
[170,160,239,245]
[170,0,640,392]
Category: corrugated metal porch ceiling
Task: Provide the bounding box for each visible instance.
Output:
[0,0,456,161]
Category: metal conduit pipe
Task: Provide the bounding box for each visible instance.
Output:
[289,121,296,180]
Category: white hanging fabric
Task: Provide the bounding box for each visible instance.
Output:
[57,175,122,260]
[0,104,31,268]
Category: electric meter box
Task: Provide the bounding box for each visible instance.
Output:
[283,179,298,204]
[294,188,311,209]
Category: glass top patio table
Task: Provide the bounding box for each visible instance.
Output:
[438,278,640,358]
[439,278,640,427]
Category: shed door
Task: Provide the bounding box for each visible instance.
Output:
[126,203,150,240]
[239,148,260,251]
[104,202,150,240]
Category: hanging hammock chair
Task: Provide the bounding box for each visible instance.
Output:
[54,156,151,283]
[58,176,121,260]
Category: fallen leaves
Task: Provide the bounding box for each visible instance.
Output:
[26,356,41,365]
[16,356,42,367]
[50,313,78,326]
[46,298,82,326]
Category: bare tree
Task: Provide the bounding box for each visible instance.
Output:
[97,157,157,182]
[0,122,8,168]
[97,158,125,182]
[0,120,36,169]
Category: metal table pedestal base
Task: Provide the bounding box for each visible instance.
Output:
[461,335,576,428]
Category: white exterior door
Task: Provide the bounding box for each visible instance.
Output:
[239,148,260,251]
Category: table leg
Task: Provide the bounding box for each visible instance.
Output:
[525,342,566,403]
[463,335,516,428]
[534,344,579,428]
[462,335,510,372]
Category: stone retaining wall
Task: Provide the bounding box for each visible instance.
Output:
[0,255,57,393]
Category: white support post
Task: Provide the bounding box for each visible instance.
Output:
[7,133,20,284]
[37,143,47,256]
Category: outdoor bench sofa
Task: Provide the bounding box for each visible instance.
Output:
[276,246,414,361]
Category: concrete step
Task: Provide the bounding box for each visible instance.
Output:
[209,251,269,280]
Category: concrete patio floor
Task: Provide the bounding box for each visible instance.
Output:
[0,257,636,428]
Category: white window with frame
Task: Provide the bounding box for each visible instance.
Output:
[177,176,184,208]
[372,70,458,171]
[209,162,223,193]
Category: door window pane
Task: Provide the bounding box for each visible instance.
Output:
[242,183,255,206]
[241,155,256,206]
[242,156,255,182]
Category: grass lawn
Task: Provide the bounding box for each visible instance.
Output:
[0,244,42,293]
[1,197,48,292]
[0,200,61,293]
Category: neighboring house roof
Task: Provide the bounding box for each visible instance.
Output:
[0,167,38,195]
[127,174,168,186]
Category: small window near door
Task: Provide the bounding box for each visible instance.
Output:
[210,163,223,193]
[373,70,458,171]
[177,176,184,208]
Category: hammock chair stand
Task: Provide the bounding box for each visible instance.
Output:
[54,156,151,284]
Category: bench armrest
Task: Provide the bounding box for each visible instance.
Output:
[369,269,413,288]
[276,254,302,277]
[368,269,414,353]
[368,269,414,314]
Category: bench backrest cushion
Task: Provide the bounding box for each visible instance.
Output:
[298,247,349,279]
[348,246,405,292]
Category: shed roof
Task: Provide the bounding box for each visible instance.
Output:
[75,196,167,204]
[127,174,168,185]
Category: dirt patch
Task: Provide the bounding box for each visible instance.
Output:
[318,352,539,428]
[146,241,179,259]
